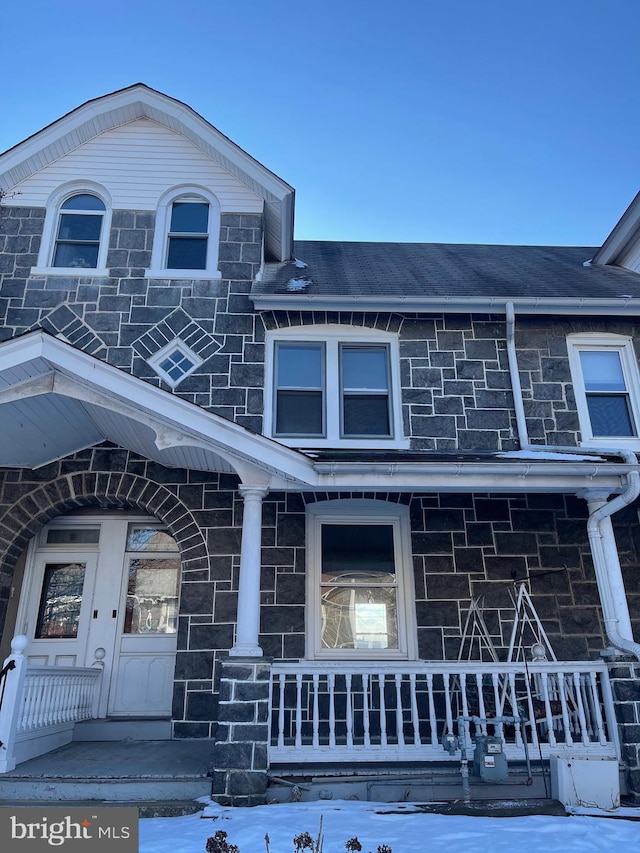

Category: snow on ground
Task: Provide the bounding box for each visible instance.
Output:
[139,800,639,853]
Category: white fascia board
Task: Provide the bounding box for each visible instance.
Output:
[250,294,640,315]
[0,332,316,486]
[593,190,640,266]
[0,85,292,200]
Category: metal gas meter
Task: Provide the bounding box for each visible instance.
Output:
[473,734,508,783]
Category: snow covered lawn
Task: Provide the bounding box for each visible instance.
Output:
[139,800,639,853]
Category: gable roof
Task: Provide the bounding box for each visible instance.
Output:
[592,189,640,268]
[252,241,640,313]
[0,84,294,262]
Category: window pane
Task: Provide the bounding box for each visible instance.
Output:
[61,194,105,211]
[124,557,180,634]
[322,524,395,581]
[57,213,102,241]
[342,347,388,390]
[167,236,208,269]
[276,390,323,435]
[580,351,627,392]
[321,587,398,650]
[343,395,390,436]
[53,242,99,268]
[170,202,208,233]
[36,562,86,639]
[46,528,100,545]
[587,394,635,436]
[126,525,179,552]
[277,343,323,388]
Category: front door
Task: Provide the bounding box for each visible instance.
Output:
[16,516,180,718]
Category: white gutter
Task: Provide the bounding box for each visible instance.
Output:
[505,301,640,660]
[250,294,640,316]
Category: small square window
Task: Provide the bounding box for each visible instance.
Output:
[148,339,202,387]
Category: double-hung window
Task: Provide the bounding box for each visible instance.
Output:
[567,334,640,446]
[267,327,406,448]
[32,183,112,276]
[146,186,221,280]
[306,500,416,660]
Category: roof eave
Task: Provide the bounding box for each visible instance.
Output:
[593,189,640,266]
[250,293,640,315]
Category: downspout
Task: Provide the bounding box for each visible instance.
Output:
[505,301,640,660]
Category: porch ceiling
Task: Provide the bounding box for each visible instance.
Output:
[0,332,315,486]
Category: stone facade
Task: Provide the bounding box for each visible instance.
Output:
[3,200,640,450]
[606,659,640,802]
[2,445,639,741]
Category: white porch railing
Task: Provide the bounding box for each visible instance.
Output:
[269,660,619,764]
[0,636,104,772]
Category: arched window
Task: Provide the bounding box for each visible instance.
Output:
[52,194,106,269]
[147,186,221,279]
[32,182,112,277]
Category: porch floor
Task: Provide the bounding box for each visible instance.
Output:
[0,740,213,807]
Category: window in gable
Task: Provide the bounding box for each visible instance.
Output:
[53,194,105,269]
[567,334,640,445]
[166,199,209,270]
[306,500,417,660]
[266,327,406,448]
[148,339,203,387]
[146,186,221,280]
[32,183,112,277]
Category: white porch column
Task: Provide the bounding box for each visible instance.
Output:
[230,486,268,657]
[583,490,634,643]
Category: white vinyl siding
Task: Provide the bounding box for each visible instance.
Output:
[11,120,263,213]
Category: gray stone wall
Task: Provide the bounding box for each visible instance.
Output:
[211,658,271,806]
[0,448,639,740]
[4,203,640,449]
[606,659,640,800]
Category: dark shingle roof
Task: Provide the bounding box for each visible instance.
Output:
[254,241,640,300]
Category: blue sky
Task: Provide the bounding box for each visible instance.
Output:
[2,1,639,246]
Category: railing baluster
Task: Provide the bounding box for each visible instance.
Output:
[539,671,557,747]
[378,673,387,747]
[394,673,405,747]
[362,673,370,748]
[346,672,353,748]
[444,673,454,736]
[312,671,320,749]
[557,671,574,746]
[277,673,285,750]
[588,671,607,745]
[427,672,438,746]
[573,671,590,745]
[491,672,505,742]
[295,673,302,750]
[522,671,539,750]
[328,671,336,748]
[409,672,421,747]
[475,673,487,736]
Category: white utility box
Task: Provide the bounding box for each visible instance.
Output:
[550,756,620,809]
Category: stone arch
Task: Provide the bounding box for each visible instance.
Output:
[0,469,208,581]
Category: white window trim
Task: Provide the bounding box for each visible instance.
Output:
[32,181,112,277]
[264,325,408,449]
[146,185,222,280]
[567,333,640,449]
[147,338,203,388]
[306,499,417,661]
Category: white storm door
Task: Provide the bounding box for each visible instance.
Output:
[107,524,180,717]
[20,552,99,668]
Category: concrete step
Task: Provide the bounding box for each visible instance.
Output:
[0,739,213,804]
[73,719,172,741]
[0,800,205,817]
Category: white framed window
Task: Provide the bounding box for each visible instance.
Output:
[148,339,203,387]
[567,333,640,447]
[146,185,221,280]
[306,500,417,660]
[264,326,408,448]
[32,181,112,277]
